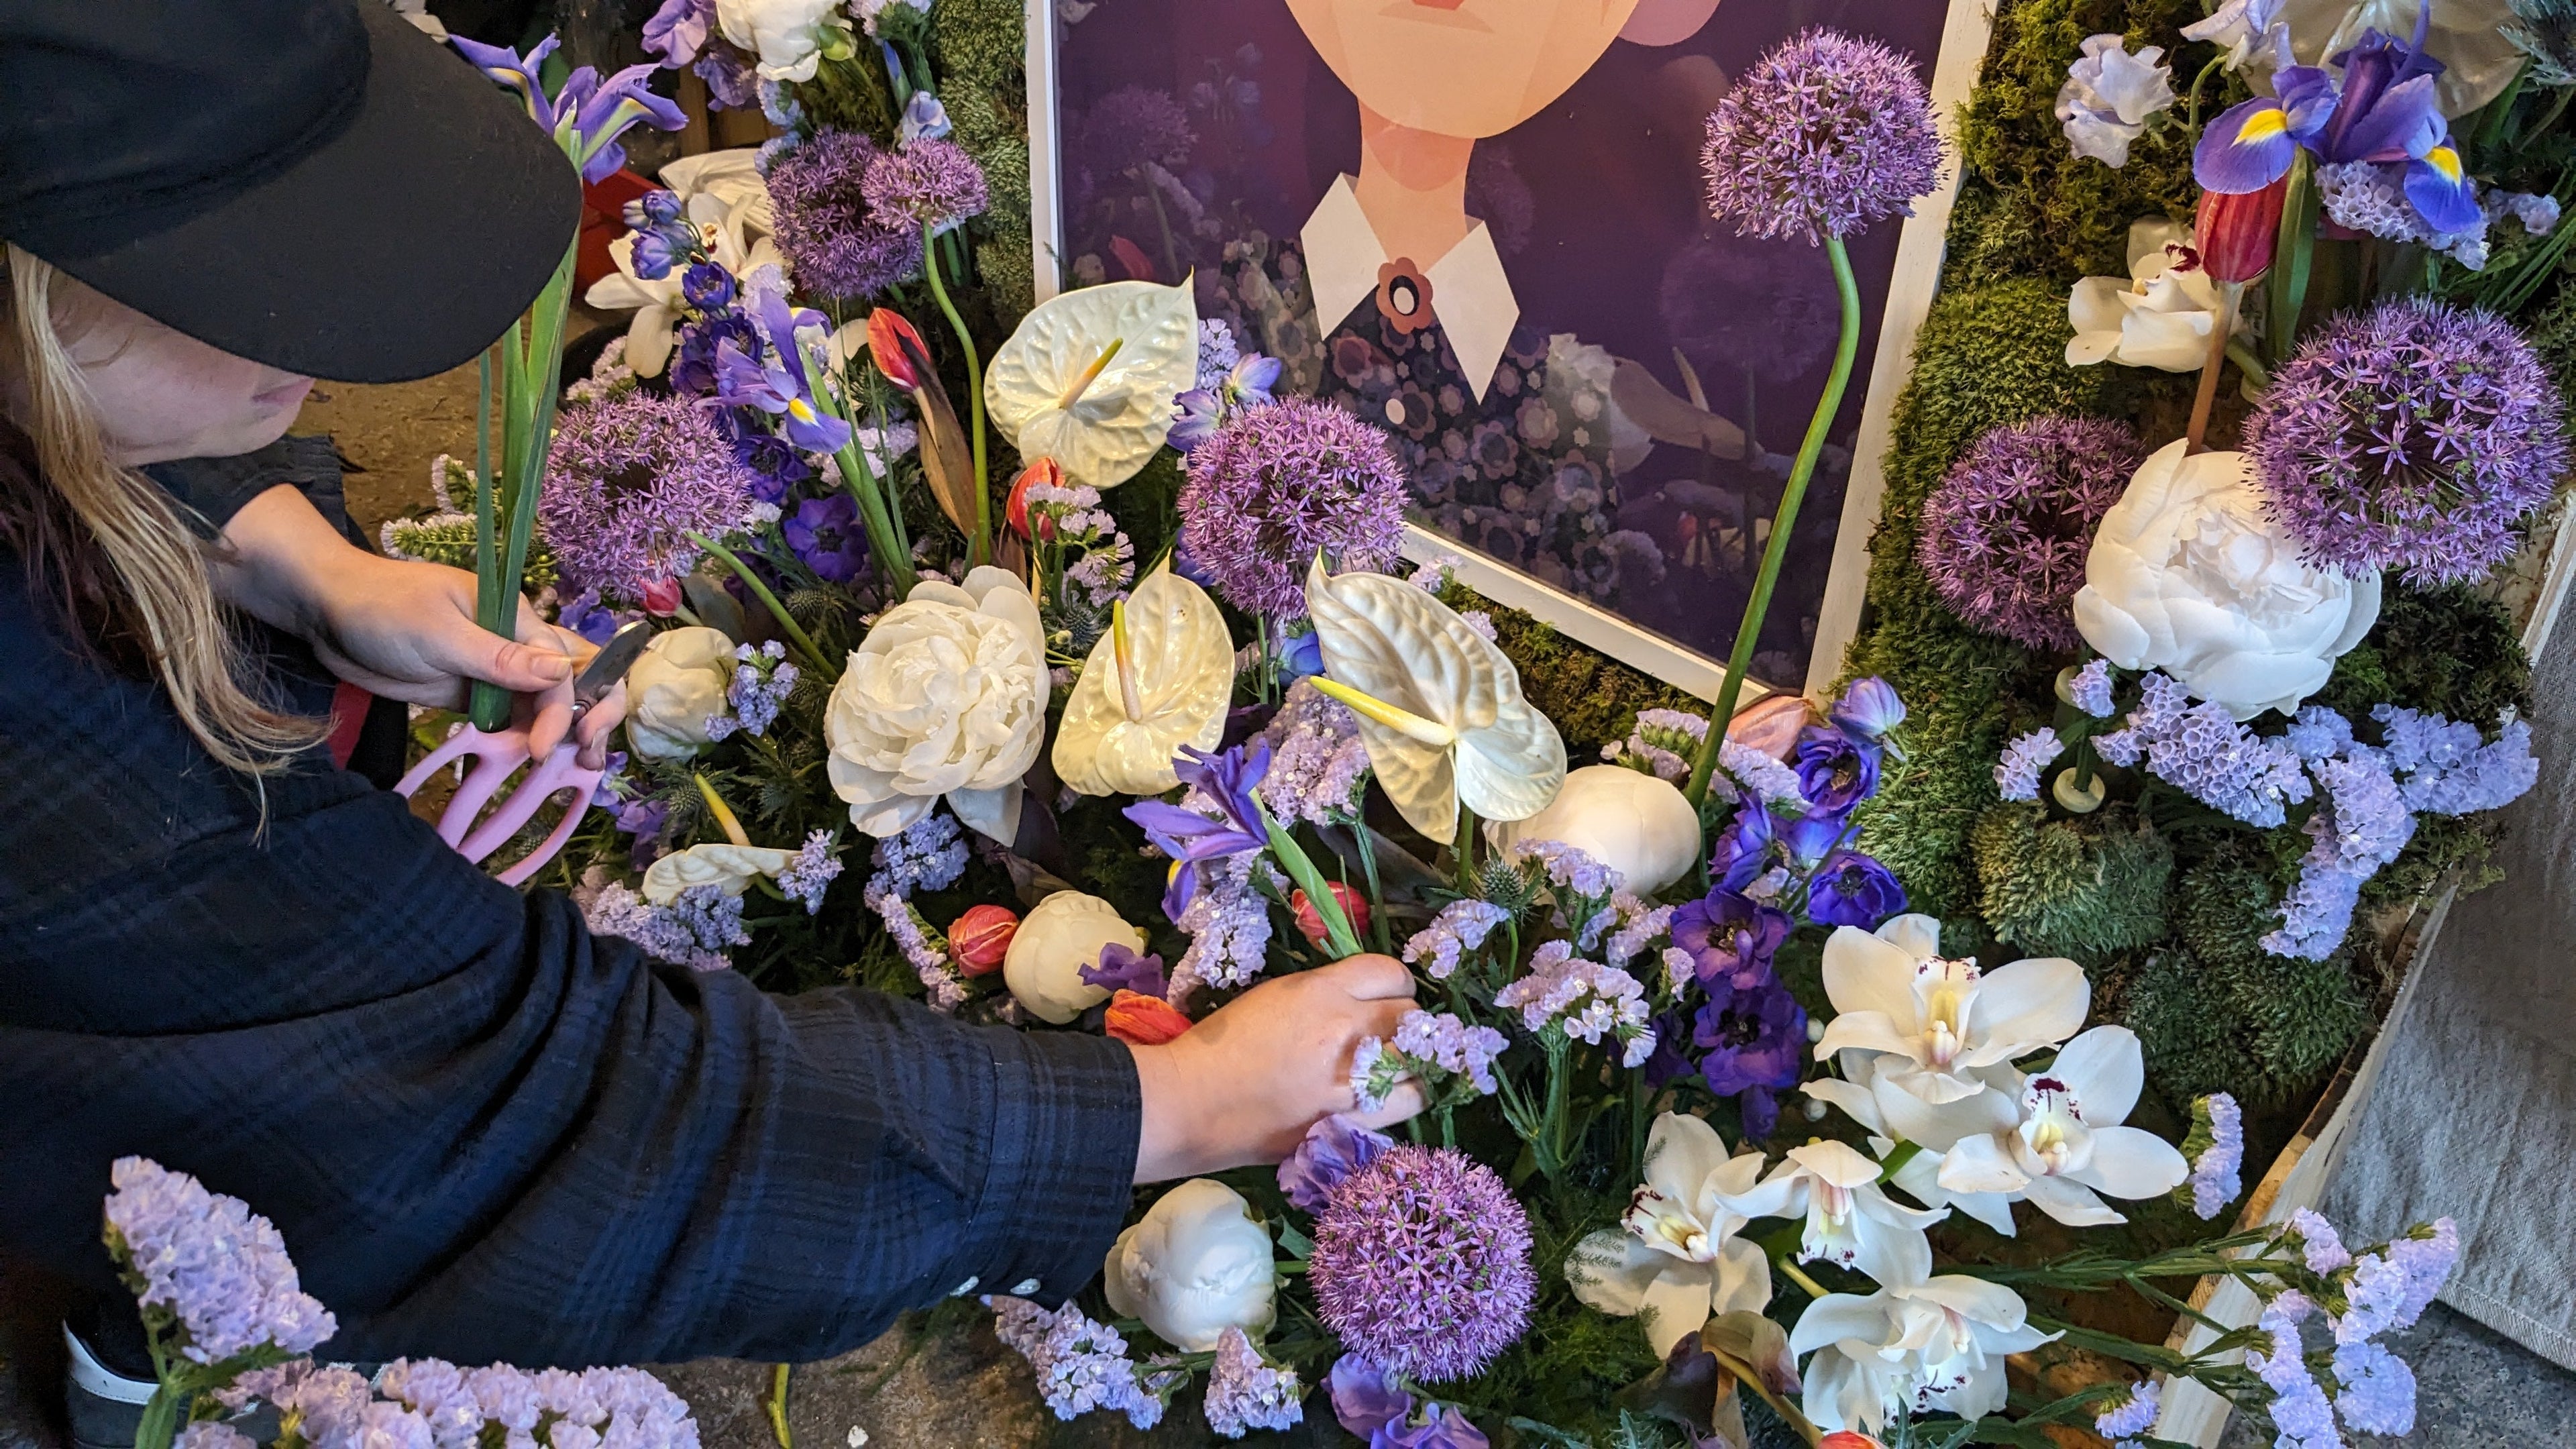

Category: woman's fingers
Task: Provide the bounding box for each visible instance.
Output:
[1321,953,1417,1002]
[1352,1078,1428,1132]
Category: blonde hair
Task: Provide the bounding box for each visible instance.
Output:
[2,244,321,773]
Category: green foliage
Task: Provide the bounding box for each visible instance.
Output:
[1442,584,1705,761]
[382,515,558,592]
[1972,802,2173,962]
[933,0,1037,316]
[2314,583,2535,727]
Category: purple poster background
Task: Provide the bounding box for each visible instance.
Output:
[1052,0,1950,685]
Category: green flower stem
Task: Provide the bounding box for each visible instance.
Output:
[2268,152,2318,366]
[794,345,912,599]
[132,1385,186,1449]
[1771,1252,1831,1303]
[471,239,578,731]
[1352,822,1391,955]
[1260,799,1362,958]
[688,531,835,677]
[764,1362,792,1449]
[1682,233,1860,809]
[920,219,992,568]
[1453,802,1479,893]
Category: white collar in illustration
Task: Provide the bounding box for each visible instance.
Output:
[1299,174,1519,403]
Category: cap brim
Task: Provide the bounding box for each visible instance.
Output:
[38,3,582,384]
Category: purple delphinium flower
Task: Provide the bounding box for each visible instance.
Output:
[1919,415,2144,650]
[1126,741,1274,920]
[988,1296,1164,1430]
[764,130,924,300]
[2187,1093,2245,1220]
[1080,941,1168,998]
[2093,1379,2160,1444]
[1693,969,1809,1140]
[1775,810,1846,875]
[1278,1114,1395,1212]
[541,391,761,600]
[1709,800,1780,894]
[2247,298,2566,585]
[1806,850,1908,928]
[1309,1146,1536,1384]
[863,137,991,235]
[1494,943,1656,1066]
[1177,398,1407,618]
[1701,28,1943,247]
[1995,727,2065,803]
[671,311,760,398]
[102,1158,337,1362]
[1671,889,1791,989]
[784,494,869,582]
[1170,350,1286,451]
[775,830,842,914]
[1793,722,1879,813]
[1201,1326,1301,1438]
[2331,1340,2416,1435]
[1258,678,1371,826]
[1400,898,1510,981]
[897,92,951,146]
[732,431,812,502]
[1831,676,1907,741]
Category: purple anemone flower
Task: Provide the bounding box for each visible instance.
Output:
[783,494,868,582]
[1777,810,1846,874]
[1794,723,1880,813]
[1807,850,1907,928]
[1830,676,1906,741]
[1124,741,1275,920]
[1671,889,1791,990]
[1279,1114,1395,1213]
[1693,970,1808,1140]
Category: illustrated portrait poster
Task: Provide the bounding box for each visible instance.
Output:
[1035,0,1979,696]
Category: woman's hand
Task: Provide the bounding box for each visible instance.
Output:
[213,485,627,766]
[1127,954,1427,1183]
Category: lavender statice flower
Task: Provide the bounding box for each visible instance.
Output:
[2247,299,2567,585]
[2315,158,2431,244]
[2376,705,2538,815]
[866,810,967,900]
[1201,1327,1302,1438]
[1701,28,1943,247]
[1350,1010,1505,1110]
[2382,1218,2459,1328]
[867,885,964,1012]
[2336,1249,2410,1345]
[775,830,842,914]
[2098,673,2311,826]
[1401,898,1509,980]
[1721,737,1810,810]
[103,1159,337,1363]
[1177,398,1407,617]
[2068,658,2114,718]
[586,882,750,973]
[2330,1340,2416,1435]
[2248,1293,2337,1448]
[541,392,761,600]
[1195,317,1240,390]
[1170,854,1279,1000]
[2094,1379,2160,1444]
[229,1362,373,1446]
[1309,1146,1536,1383]
[1257,679,1371,826]
[175,1424,254,1449]
[706,641,800,741]
[1601,897,1676,971]
[2183,1092,2244,1220]
[1494,942,1656,1066]
[1994,727,2064,802]
[1602,706,1703,782]
[1508,838,1624,904]
[1919,416,2143,649]
[863,137,991,235]
[764,129,923,300]
[988,1297,1164,1430]
[2290,1208,2353,1274]
[2265,751,2414,959]
[2284,703,2355,761]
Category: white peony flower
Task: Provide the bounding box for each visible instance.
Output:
[625,626,738,761]
[1793,1277,2056,1434]
[2074,439,2381,720]
[825,567,1047,843]
[2055,35,2178,168]
[1565,1113,1773,1358]
[641,842,795,905]
[1717,1140,1943,1289]
[1909,1026,2190,1235]
[1486,764,1703,896]
[1104,1179,1277,1352]
[714,0,844,81]
[1001,890,1144,1024]
[2066,219,2244,372]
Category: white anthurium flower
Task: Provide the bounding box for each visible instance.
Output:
[1917,1026,2190,1234]
[1486,764,1702,896]
[714,0,845,81]
[983,278,1199,490]
[1104,1178,1277,1352]
[1565,1113,1774,1358]
[1051,568,1234,796]
[824,567,1047,843]
[1002,890,1145,1024]
[1303,557,1567,841]
[641,842,795,906]
[1793,1277,2057,1435]
[584,180,784,378]
[2075,439,2380,720]
[624,626,738,760]
[1813,918,2089,1134]
[2067,219,2246,372]
[1716,1140,1943,1289]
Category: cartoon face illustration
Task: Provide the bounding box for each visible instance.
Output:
[1282,0,1646,139]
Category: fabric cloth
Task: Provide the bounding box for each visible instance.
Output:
[2323,592,2576,1367]
[0,425,1143,1373]
[1299,174,1519,404]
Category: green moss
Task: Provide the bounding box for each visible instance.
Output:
[934,0,1037,317]
[1972,801,2172,962]
[1439,585,1705,761]
[2314,582,2534,726]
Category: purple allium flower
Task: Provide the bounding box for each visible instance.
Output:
[1918,415,2145,650]
[1201,1326,1301,1438]
[1309,1146,1536,1383]
[1081,941,1169,998]
[2331,1340,2416,1435]
[1258,678,1371,826]
[1693,968,1808,1140]
[1177,398,1407,618]
[1127,741,1274,920]
[783,493,869,582]
[863,137,991,235]
[2186,1092,2244,1220]
[2068,659,2114,718]
[1794,722,1880,812]
[764,129,924,300]
[1831,676,1907,739]
[541,392,761,599]
[1996,727,2065,802]
[1672,888,1792,990]
[1083,85,1197,175]
[775,830,842,914]
[2093,1379,2160,1442]
[1700,28,1943,247]
[1808,850,1907,929]
[989,1295,1165,1430]
[1279,1114,1395,1212]
[102,1158,337,1363]
[1401,898,1510,981]
[2247,298,2568,585]
[1495,943,1656,1065]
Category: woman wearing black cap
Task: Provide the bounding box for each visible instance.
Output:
[0,0,1421,1419]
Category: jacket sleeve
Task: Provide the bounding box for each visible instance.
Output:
[0,566,1140,1369]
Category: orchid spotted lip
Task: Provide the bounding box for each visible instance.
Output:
[1563,1112,1774,1358]
[2066,218,2244,372]
[1051,568,1235,797]
[1303,555,1567,841]
[1900,1025,2190,1234]
[1716,1140,1943,1289]
[983,278,1200,490]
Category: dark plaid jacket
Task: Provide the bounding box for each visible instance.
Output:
[0,428,1138,1371]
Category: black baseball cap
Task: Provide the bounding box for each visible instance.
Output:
[0,0,582,383]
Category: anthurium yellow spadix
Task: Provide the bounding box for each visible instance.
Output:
[983,278,1199,490]
[1053,568,1236,796]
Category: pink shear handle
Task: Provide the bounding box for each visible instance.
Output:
[394,726,605,886]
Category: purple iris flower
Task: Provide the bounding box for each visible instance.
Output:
[558,588,624,644]
[1079,941,1168,998]
[1694,968,1807,1141]
[1279,1115,1394,1212]
[641,0,712,66]
[1794,723,1880,813]
[784,494,869,582]
[448,34,565,127]
[1807,849,1908,929]
[1329,1356,1487,1449]
[707,340,852,455]
[1709,800,1778,893]
[2196,15,2475,232]
[682,261,736,309]
[1672,889,1792,990]
[672,313,759,396]
[563,63,689,182]
[1124,741,1275,920]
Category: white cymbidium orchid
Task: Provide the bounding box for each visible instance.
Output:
[584,154,782,378]
[983,279,1199,490]
[1565,1113,1773,1358]
[1303,557,1566,841]
[1917,1026,2189,1234]
[1717,1140,1942,1289]
[1793,1277,2057,1434]
[1051,568,1234,796]
[2065,218,2243,372]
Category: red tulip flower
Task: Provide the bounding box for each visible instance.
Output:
[1293,883,1371,950]
[2196,174,2290,284]
[948,903,1018,977]
[1105,989,1193,1045]
[1006,458,1063,541]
